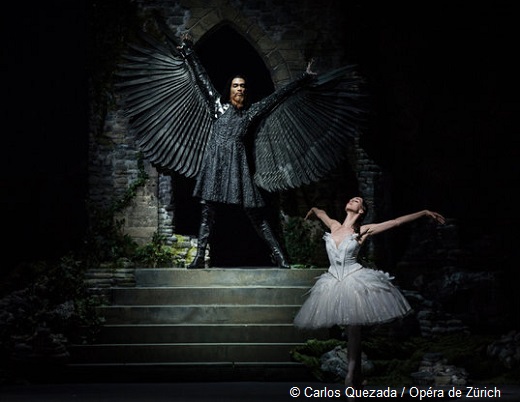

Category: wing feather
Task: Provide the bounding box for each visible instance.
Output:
[116,31,212,177]
[254,65,367,191]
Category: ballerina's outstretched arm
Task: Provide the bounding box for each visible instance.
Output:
[361,210,446,238]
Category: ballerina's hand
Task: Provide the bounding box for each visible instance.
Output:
[304,208,315,220]
[426,211,446,224]
[357,228,371,241]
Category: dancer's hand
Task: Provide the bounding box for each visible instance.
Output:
[425,210,446,224]
[180,32,192,44]
[177,32,194,55]
[306,58,317,76]
[305,208,316,220]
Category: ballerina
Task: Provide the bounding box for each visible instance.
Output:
[294,197,445,388]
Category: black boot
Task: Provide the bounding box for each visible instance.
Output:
[188,202,215,269]
[245,208,290,269]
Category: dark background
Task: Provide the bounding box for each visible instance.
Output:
[2,1,518,280]
[3,1,89,267]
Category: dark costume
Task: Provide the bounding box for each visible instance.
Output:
[117,23,366,268]
[186,49,312,208]
[193,102,269,208]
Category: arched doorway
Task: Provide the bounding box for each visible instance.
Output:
[173,24,279,267]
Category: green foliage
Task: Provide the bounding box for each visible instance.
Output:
[134,232,183,268]
[408,333,504,382]
[112,156,150,212]
[0,255,103,374]
[83,153,190,268]
[0,260,49,297]
[292,333,519,385]
[282,216,328,267]
[290,338,347,381]
[84,204,137,265]
[84,155,148,266]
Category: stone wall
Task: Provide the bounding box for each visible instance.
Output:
[88,109,159,245]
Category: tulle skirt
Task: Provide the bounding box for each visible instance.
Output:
[293,267,412,329]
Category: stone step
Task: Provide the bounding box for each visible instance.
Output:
[110,286,310,305]
[70,342,302,364]
[97,305,301,325]
[134,268,325,287]
[74,267,327,380]
[96,324,326,344]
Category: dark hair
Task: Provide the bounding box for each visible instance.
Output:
[220,74,251,108]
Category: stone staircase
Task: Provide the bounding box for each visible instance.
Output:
[68,268,328,382]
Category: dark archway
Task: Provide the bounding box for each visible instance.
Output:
[173,24,278,267]
[195,24,275,103]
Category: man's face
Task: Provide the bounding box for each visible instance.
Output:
[230,77,247,108]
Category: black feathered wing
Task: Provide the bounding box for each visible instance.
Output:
[116,33,213,178]
[253,66,367,192]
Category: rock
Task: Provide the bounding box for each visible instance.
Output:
[320,346,374,380]
[487,330,520,368]
[411,352,468,386]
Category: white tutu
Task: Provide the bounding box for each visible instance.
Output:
[294,233,412,329]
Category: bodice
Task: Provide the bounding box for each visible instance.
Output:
[323,232,363,280]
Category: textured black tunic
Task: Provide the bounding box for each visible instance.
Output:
[192,74,310,208]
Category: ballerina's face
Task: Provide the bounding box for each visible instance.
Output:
[345,197,365,214]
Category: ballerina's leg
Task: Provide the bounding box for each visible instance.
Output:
[345,325,363,388]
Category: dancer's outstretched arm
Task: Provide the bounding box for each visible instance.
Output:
[361,210,445,238]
